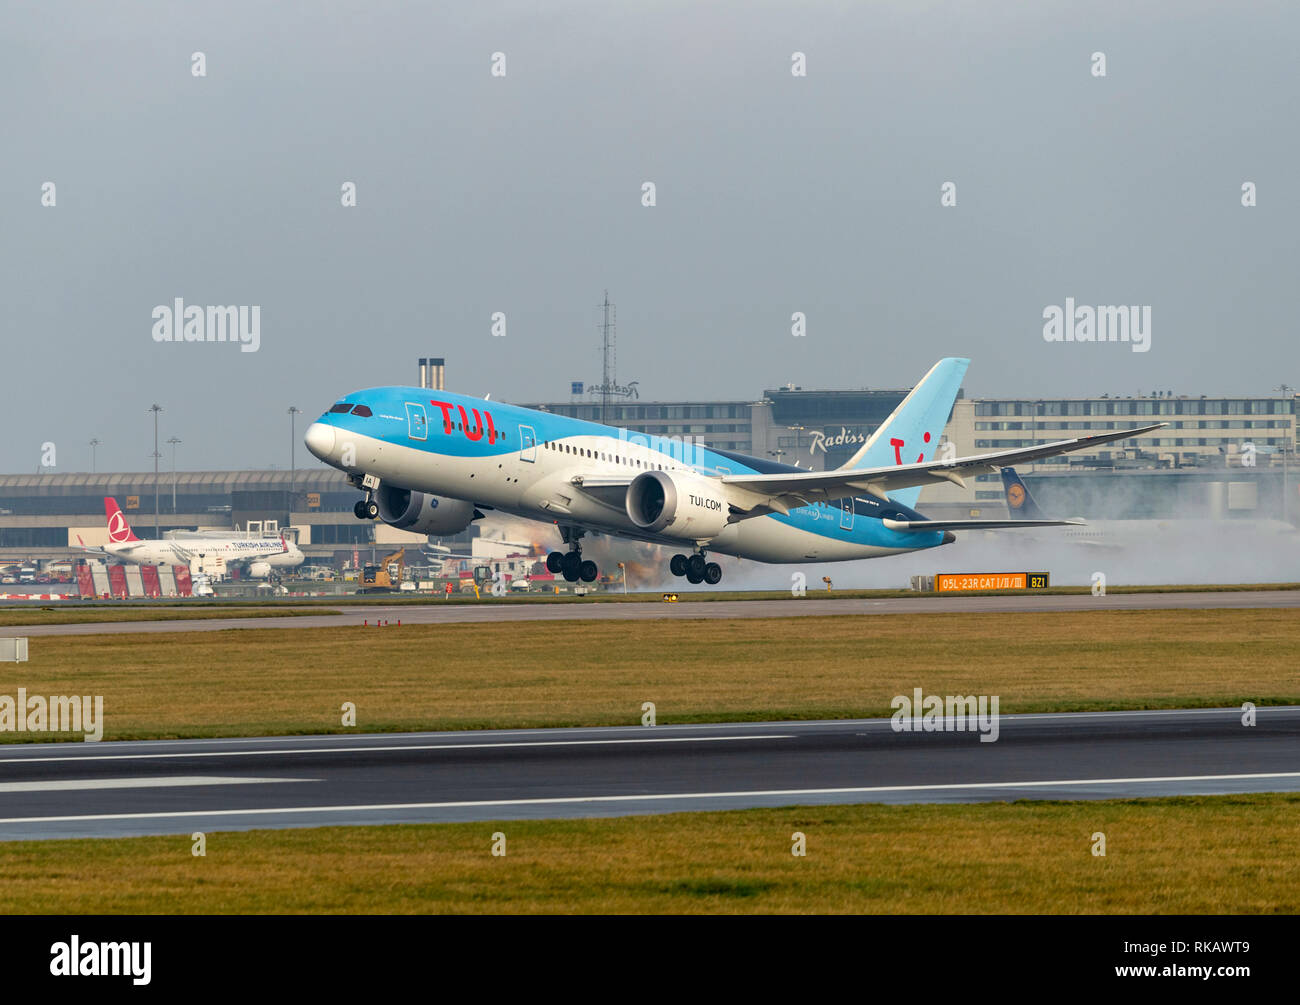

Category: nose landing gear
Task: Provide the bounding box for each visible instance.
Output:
[353,497,379,520]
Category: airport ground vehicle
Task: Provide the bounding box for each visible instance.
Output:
[359,548,405,593]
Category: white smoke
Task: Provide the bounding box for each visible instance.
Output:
[478,503,1299,592]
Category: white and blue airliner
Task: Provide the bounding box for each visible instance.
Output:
[304,358,1163,585]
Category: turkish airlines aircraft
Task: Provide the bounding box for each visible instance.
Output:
[79,498,305,578]
[304,358,1163,585]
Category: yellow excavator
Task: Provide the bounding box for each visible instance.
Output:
[359,548,405,593]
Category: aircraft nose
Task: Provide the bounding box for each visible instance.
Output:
[304,422,336,461]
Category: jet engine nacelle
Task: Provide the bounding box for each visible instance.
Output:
[247,561,273,579]
[625,470,729,541]
[375,482,478,535]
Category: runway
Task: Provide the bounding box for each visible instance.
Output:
[1,706,1297,840]
[6,588,1300,636]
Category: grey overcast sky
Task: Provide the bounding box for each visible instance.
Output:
[2,0,1296,473]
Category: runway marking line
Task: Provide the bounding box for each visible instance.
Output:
[3,771,1299,825]
[0,734,796,765]
[3,704,1294,752]
[0,705,1294,758]
[0,776,314,794]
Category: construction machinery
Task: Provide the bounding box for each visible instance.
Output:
[359,548,405,593]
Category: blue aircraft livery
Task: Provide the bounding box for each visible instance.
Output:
[305,358,1163,585]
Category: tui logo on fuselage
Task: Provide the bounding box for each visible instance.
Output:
[429,400,499,445]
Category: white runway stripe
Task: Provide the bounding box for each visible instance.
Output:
[0,776,314,794]
[2,771,1298,824]
[0,734,794,765]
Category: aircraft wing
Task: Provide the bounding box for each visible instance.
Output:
[570,475,635,510]
[720,424,1165,514]
[75,535,109,556]
[882,518,1085,532]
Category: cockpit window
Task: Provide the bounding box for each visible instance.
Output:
[351,405,373,417]
[329,403,352,413]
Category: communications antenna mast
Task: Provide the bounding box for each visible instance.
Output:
[598,291,616,424]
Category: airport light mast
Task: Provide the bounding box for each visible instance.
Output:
[148,403,163,537]
[288,406,302,506]
[598,291,615,425]
[167,437,182,512]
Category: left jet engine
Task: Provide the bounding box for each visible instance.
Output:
[374,482,479,535]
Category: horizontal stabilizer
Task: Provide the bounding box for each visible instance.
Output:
[882,518,1085,532]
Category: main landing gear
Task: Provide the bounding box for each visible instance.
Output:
[546,530,597,583]
[669,548,722,585]
[353,497,379,520]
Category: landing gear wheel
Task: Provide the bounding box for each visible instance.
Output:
[687,554,707,580]
[669,554,688,577]
[546,552,563,574]
[703,562,722,585]
[353,500,368,519]
[685,566,705,585]
[365,500,379,520]
[561,552,582,582]
[580,560,598,583]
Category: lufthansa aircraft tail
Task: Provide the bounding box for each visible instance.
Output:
[999,468,1051,519]
[839,357,969,509]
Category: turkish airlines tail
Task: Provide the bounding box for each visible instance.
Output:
[104,497,141,543]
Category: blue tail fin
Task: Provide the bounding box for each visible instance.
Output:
[999,468,1050,519]
[840,357,969,509]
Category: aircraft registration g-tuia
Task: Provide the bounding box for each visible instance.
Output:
[304,358,1164,585]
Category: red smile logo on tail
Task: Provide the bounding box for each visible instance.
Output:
[104,498,140,543]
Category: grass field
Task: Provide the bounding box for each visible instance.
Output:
[4,608,1297,741]
[1,794,1296,913]
[5,580,1295,616]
